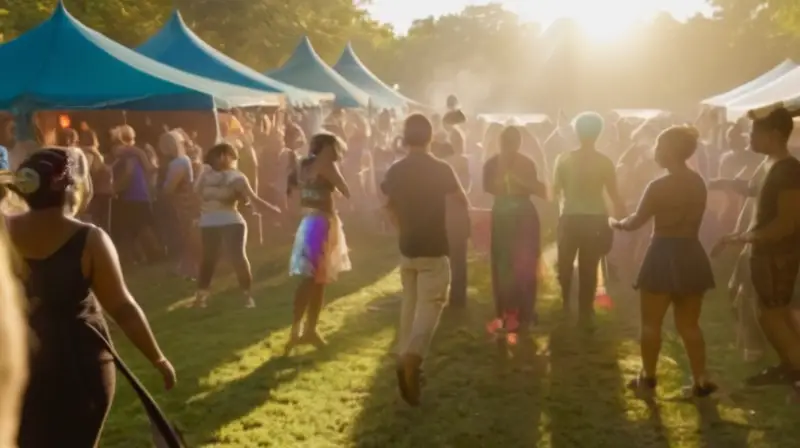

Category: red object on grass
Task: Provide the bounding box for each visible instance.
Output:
[486,318,503,335]
[506,333,518,345]
[595,286,613,309]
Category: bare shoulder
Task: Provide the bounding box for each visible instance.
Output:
[594,150,614,168]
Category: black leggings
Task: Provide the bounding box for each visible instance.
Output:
[556,215,611,316]
[198,223,250,290]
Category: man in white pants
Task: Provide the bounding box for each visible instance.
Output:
[382,113,469,406]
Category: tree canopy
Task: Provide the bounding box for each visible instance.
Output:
[0,0,798,112]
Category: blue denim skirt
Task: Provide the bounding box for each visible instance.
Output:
[635,237,715,296]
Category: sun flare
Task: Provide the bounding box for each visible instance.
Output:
[571,14,637,41]
[516,0,645,42]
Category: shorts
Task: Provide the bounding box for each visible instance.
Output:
[749,254,800,309]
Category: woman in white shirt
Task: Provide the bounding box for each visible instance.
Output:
[193,142,280,308]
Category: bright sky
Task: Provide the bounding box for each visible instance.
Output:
[367,0,712,37]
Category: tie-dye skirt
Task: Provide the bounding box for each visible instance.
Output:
[289,208,351,284]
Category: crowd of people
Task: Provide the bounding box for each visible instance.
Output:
[0,93,799,445]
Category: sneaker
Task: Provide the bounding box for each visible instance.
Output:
[628,374,657,398]
[244,297,256,308]
[745,366,789,387]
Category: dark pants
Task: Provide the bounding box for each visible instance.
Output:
[154,199,181,260]
[557,214,611,318]
[112,199,156,262]
[198,223,249,290]
[448,237,468,307]
[89,194,112,235]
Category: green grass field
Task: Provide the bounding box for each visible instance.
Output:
[102,232,799,447]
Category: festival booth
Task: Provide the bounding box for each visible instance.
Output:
[476,113,550,125]
[0,1,279,160]
[266,37,370,112]
[332,43,418,112]
[137,10,333,110]
[724,66,800,120]
[611,109,666,120]
[701,59,797,107]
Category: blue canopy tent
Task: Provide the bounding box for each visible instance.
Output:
[265,37,370,109]
[0,1,281,116]
[137,11,332,108]
[333,43,416,111]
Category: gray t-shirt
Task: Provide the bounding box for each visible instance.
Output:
[197,167,245,227]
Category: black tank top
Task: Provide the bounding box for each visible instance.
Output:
[23,225,110,368]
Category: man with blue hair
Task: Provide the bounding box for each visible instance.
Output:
[553,112,626,323]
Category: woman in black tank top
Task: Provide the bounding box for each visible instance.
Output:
[284,133,352,354]
[2,149,176,447]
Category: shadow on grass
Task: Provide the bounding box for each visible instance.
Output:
[102,233,399,447]
[546,315,669,448]
[188,292,400,446]
[348,256,546,447]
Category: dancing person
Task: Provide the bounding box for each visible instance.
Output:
[717,126,762,233]
[610,126,717,397]
[443,127,472,309]
[0,207,25,447]
[484,125,546,336]
[543,111,573,171]
[235,132,263,246]
[159,131,197,279]
[382,114,469,406]
[713,106,800,399]
[284,133,352,352]
[193,142,281,309]
[553,112,625,323]
[84,131,113,234]
[3,149,175,446]
[111,125,159,265]
[58,127,93,216]
[710,157,771,362]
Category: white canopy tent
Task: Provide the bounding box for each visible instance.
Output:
[725,66,800,120]
[477,113,550,125]
[612,109,666,120]
[702,59,797,107]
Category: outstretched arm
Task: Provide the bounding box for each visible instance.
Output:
[612,182,655,231]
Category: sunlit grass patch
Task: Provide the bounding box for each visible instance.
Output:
[103,237,800,447]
